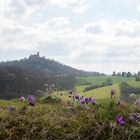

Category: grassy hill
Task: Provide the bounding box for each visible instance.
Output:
[0,95,140,140]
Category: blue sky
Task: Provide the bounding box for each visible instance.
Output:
[0,0,140,74]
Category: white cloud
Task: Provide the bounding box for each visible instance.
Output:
[72,4,88,15]
[137,4,140,12]
[72,0,88,15]
[114,20,140,37]
[47,16,70,28]
[49,0,68,7]
[0,0,11,17]
[49,0,88,14]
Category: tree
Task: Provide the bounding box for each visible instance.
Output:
[112,71,116,76]
[135,76,140,81]
[127,72,132,77]
[117,72,121,76]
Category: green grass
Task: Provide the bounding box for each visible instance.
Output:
[127,81,140,88]
[55,84,120,104]
[75,76,135,103]
[0,97,140,140]
[76,84,120,104]
[77,76,134,85]
[55,76,128,104]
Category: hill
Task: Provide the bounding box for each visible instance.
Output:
[0,52,104,77]
[0,65,78,99]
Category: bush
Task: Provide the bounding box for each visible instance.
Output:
[135,76,140,81]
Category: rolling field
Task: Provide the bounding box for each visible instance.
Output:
[77,76,134,85]
[55,76,140,104]
[75,84,120,103]
[55,76,125,104]
[127,81,140,88]
[56,84,120,104]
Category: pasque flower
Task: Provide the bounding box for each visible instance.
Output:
[28,95,34,102]
[91,99,96,105]
[135,100,140,105]
[74,95,80,100]
[111,89,116,98]
[19,96,25,102]
[89,96,93,102]
[28,95,35,106]
[66,101,72,108]
[8,106,16,112]
[80,99,85,105]
[29,101,35,106]
[129,113,137,120]
[115,116,125,125]
[85,97,89,104]
[89,96,96,105]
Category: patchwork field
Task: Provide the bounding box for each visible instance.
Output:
[56,76,136,104]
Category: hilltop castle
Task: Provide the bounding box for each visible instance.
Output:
[29,52,40,59]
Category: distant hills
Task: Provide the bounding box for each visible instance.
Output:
[0,53,104,99]
[0,52,105,77]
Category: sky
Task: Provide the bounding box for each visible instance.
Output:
[0,0,140,74]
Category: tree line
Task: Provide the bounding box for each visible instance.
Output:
[0,66,77,99]
[112,71,140,81]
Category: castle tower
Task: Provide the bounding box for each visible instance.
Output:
[37,52,40,57]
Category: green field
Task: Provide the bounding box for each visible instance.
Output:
[54,76,140,104]
[127,81,140,88]
[77,76,134,85]
[56,76,126,104]
[75,84,120,103]
[75,76,140,103]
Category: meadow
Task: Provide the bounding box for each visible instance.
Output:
[76,76,135,86]
[0,76,140,140]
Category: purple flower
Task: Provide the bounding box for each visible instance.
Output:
[135,100,140,105]
[19,96,25,102]
[80,99,85,105]
[75,95,80,100]
[29,101,35,106]
[28,95,35,106]
[115,116,125,125]
[91,100,96,105]
[28,95,34,102]
[117,100,124,106]
[110,89,116,98]
[89,96,93,102]
[111,89,115,95]
[129,113,137,120]
[85,97,89,104]
[66,101,72,108]
[8,106,16,112]
[88,96,96,105]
